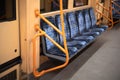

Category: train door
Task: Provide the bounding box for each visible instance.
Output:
[0,0,20,66]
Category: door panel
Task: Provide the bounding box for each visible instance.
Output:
[0,0,20,64]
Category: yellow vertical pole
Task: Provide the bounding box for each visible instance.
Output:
[60,0,69,64]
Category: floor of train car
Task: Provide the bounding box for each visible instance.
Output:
[29,23,120,80]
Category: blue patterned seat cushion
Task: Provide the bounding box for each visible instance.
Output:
[75,10,99,37]
[94,25,108,30]
[73,35,94,42]
[66,40,86,48]
[84,9,92,30]
[66,12,95,44]
[87,8,104,33]
[82,31,100,37]
[41,17,59,51]
[48,46,78,57]
[66,11,96,43]
[41,16,80,57]
[89,28,104,33]
[76,10,86,34]
[84,9,102,36]
[55,14,87,47]
[67,12,79,38]
[55,15,71,44]
[89,8,108,31]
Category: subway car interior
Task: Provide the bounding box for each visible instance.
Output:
[0,0,120,80]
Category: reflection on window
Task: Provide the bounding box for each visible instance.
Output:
[0,0,16,22]
[74,0,88,7]
[40,0,68,13]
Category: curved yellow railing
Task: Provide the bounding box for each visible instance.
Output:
[96,2,111,13]
[95,2,113,29]
[32,0,69,77]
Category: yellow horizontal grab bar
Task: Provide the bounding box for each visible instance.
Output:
[96,10,113,22]
[35,10,63,35]
[34,25,67,53]
[44,33,66,53]
[96,2,111,14]
[96,9,113,29]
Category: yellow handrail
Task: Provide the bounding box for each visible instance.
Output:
[32,0,69,77]
[96,9,113,29]
[96,10,113,22]
[35,10,62,35]
[34,25,66,53]
[96,2,111,14]
[96,0,120,29]
[59,0,69,61]
[96,1,114,29]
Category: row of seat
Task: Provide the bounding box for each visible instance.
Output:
[40,7,108,61]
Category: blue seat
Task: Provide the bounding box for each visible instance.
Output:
[41,17,78,57]
[55,15,87,50]
[48,46,78,57]
[67,12,94,42]
[40,8,108,61]
[89,8,108,30]
[67,10,99,38]
[83,9,104,36]
[41,17,59,51]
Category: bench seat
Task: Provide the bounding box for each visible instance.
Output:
[40,7,108,61]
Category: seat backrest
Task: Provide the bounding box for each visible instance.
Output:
[67,12,79,38]
[112,0,120,15]
[76,10,86,34]
[89,8,97,27]
[41,17,59,51]
[55,14,71,44]
[83,9,92,31]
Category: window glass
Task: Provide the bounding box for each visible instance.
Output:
[100,0,105,3]
[0,0,16,22]
[74,0,88,7]
[40,0,68,13]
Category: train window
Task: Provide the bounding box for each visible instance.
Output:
[74,0,88,7]
[100,0,105,3]
[40,0,68,13]
[0,0,16,22]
